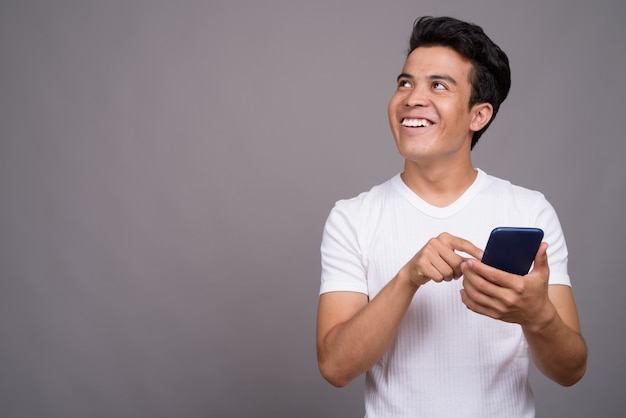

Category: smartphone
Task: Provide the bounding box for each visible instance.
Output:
[481,227,544,275]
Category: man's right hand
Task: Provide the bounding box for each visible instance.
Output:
[400,232,484,287]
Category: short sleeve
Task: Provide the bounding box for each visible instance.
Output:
[320,201,369,295]
[534,195,571,287]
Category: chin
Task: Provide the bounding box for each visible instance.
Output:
[396,140,431,157]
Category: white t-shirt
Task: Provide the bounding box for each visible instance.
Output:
[320,169,570,418]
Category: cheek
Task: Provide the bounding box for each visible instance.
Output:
[388,95,406,125]
[387,97,396,115]
[444,105,472,128]
[387,99,398,124]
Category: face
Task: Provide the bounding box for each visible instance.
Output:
[388,46,492,165]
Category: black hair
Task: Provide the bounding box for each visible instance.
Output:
[408,16,511,149]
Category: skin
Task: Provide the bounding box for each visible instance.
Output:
[316,46,587,388]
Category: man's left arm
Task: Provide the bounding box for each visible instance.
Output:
[460,242,587,386]
[523,282,587,386]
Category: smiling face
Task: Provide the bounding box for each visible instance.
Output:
[388,46,493,168]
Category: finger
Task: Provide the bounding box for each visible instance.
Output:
[530,242,549,274]
[447,235,484,260]
[460,265,509,318]
[460,287,504,320]
[465,257,521,290]
[434,232,483,260]
[430,254,459,281]
[409,255,450,285]
[462,259,510,297]
[419,238,460,281]
[434,235,480,278]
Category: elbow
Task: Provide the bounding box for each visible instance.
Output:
[322,373,351,388]
[555,347,588,387]
[559,361,587,387]
[318,359,353,388]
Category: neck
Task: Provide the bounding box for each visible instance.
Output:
[400,159,477,207]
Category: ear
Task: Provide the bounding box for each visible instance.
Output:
[469,103,494,133]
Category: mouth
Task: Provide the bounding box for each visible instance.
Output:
[401,117,433,128]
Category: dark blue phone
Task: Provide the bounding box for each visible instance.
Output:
[481,227,544,275]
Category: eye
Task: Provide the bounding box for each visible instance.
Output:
[397,79,412,89]
[432,82,446,90]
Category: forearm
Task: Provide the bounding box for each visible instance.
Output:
[523,306,587,386]
[318,272,418,387]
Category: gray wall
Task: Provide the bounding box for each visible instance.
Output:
[1,1,624,417]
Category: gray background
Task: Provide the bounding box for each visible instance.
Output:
[1,0,624,417]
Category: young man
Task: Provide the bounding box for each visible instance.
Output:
[316,16,587,417]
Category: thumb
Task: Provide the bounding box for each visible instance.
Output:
[531,242,549,273]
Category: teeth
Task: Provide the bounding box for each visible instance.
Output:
[402,118,431,127]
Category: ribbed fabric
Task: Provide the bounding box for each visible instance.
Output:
[320,169,570,418]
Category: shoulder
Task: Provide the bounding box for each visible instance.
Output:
[480,170,548,205]
[329,175,399,219]
[478,170,564,240]
[322,175,401,249]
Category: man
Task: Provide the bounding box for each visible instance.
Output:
[316,16,587,417]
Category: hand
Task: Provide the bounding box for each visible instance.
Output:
[400,232,483,288]
[460,242,555,327]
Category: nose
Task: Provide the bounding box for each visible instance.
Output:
[405,84,428,107]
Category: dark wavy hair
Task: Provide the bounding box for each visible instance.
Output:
[408,16,511,149]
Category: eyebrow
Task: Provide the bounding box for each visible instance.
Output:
[396,73,458,86]
[396,73,413,82]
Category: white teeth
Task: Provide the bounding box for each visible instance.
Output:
[402,118,431,127]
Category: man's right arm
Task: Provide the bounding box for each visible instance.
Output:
[316,233,482,387]
[316,271,418,387]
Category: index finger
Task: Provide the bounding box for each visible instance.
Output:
[446,235,483,261]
